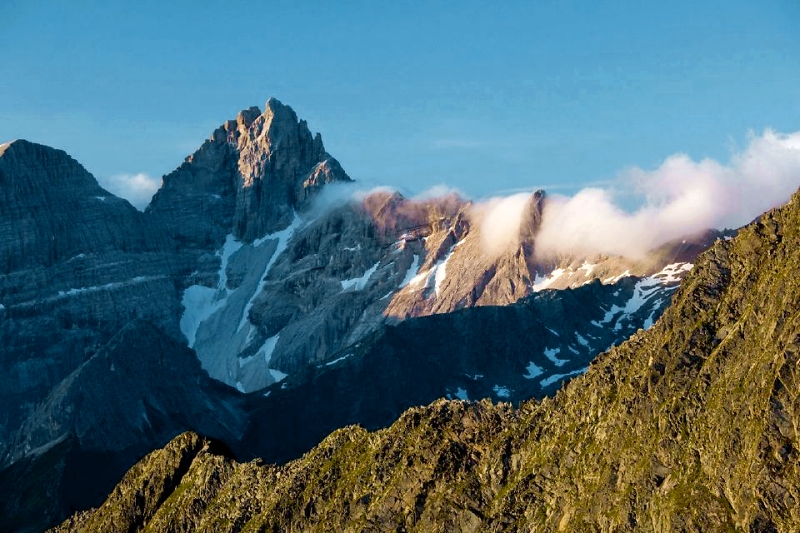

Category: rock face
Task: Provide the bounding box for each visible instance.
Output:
[194,187,714,391]
[57,188,800,533]
[147,97,351,249]
[241,273,684,465]
[0,99,721,532]
[0,140,186,460]
[0,321,245,533]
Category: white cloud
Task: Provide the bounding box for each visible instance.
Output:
[472,129,800,260]
[473,192,534,257]
[100,173,161,211]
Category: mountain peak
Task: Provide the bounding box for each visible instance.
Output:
[264,96,290,114]
[235,105,262,129]
[149,97,351,244]
[55,185,800,532]
[0,138,20,156]
[0,138,65,161]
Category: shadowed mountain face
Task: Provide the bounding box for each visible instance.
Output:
[0,321,245,533]
[54,188,800,532]
[0,99,721,531]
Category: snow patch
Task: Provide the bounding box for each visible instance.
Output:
[324,353,353,366]
[493,385,511,398]
[600,304,624,325]
[575,332,590,347]
[238,215,304,331]
[540,367,588,388]
[269,369,288,382]
[408,267,430,288]
[407,240,462,297]
[533,268,565,292]
[257,334,280,364]
[341,262,380,291]
[25,433,70,458]
[651,262,693,283]
[578,261,596,276]
[398,255,421,288]
[543,347,568,366]
[58,276,165,298]
[596,266,690,334]
[433,258,449,296]
[604,270,631,284]
[433,238,466,296]
[523,362,544,379]
[180,234,242,347]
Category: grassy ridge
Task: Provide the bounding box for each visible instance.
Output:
[56,191,800,532]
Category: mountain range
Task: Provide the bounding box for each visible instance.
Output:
[54,155,800,533]
[0,99,725,531]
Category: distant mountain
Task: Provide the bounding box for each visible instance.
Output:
[0,99,718,531]
[54,184,800,532]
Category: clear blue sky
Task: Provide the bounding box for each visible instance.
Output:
[1,0,799,205]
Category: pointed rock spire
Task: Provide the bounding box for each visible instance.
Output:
[148,98,351,246]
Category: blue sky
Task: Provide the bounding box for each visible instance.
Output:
[1,0,799,207]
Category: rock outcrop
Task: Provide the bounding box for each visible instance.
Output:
[147,97,351,250]
[0,321,246,533]
[0,140,186,459]
[211,187,714,389]
[56,188,800,532]
[0,99,724,532]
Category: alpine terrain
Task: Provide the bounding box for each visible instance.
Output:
[55,172,800,532]
[0,99,719,531]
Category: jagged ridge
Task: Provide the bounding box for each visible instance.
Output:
[56,189,800,531]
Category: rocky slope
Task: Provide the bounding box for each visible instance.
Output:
[0,264,687,533]
[0,98,719,531]
[0,320,245,533]
[0,139,186,458]
[147,97,351,248]
[241,271,687,465]
[57,189,800,532]
[188,186,713,392]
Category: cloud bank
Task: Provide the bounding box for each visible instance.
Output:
[100,173,161,211]
[508,129,800,259]
[475,193,534,257]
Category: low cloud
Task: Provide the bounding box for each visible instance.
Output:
[478,129,800,259]
[474,193,534,257]
[101,173,161,211]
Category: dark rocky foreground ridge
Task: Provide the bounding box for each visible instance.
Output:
[54,189,800,531]
[0,98,718,531]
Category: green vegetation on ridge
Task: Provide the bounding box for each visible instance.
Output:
[55,190,800,532]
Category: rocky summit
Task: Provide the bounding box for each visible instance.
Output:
[54,184,800,532]
[0,99,721,531]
